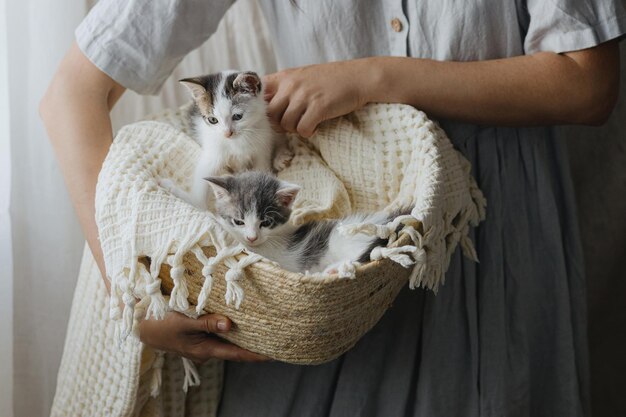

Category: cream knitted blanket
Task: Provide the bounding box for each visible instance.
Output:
[51,103,485,417]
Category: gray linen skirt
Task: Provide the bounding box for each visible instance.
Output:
[218,123,589,417]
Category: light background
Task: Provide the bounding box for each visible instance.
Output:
[0,1,624,416]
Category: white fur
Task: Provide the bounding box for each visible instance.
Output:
[316,212,391,273]
[223,210,391,274]
[209,174,393,274]
[163,71,292,209]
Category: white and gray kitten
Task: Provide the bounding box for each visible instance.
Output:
[206,171,407,274]
[161,70,293,209]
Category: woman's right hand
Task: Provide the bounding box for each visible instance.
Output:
[138,311,269,363]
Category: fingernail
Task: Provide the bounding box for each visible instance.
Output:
[217,319,228,331]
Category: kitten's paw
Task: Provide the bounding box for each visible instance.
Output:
[273,148,294,172]
[323,261,359,278]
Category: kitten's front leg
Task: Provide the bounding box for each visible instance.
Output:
[160,152,223,210]
[272,136,294,173]
[323,260,359,278]
[247,153,272,173]
[188,156,224,209]
[158,178,195,203]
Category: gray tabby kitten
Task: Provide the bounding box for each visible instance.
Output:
[160,70,293,209]
[206,171,406,274]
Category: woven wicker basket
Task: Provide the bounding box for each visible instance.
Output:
[97,104,485,366]
[150,222,418,365]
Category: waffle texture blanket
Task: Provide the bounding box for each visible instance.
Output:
[51,103,485,416]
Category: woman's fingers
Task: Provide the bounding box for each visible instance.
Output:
[266,91,289,132]
[192,313,232,333]
[139,311,269,362]
[297,105,324,138]
[263,62,367,137]
[262,72,279,100]
[280,100,307,133]
[192,338,270,363]
[181,313,269,362]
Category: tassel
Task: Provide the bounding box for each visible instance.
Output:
[460,234,479,262]
[469,177,487,223]
[400,226,422,246]
[167,234,213,312]
[370,245,417,268]
[191,245,215,314]
[120,292,137,341]
[109,276,123,321]
[140,263,167,320]
[408,262,421,289]
[182,357,201,393]
[223,252,263,309]
[413,247,427,264]
[149,351,165,398]
[224,268,245,308]
[195,264,215,315]
[168,264,190,311]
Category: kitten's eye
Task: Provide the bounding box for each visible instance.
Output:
[231,218,244,226]
[205,116,219,125]
[232,113,243,121]
[260,219,272,228]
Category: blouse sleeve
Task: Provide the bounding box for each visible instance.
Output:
[523,0,626,54]
[76,0,234,95]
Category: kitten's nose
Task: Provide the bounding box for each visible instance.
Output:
[224,130,233,138]
[246,236,257,243]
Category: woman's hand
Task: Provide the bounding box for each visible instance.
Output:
[139,311,269,363]
[263,59,377,138]
[264,41,619,131]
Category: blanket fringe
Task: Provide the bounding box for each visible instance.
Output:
[140,263,167,320]
[224,252,263,308]
[191,245,215,315]
[370,245,416,268]
[182,357,201,393]
[109,276,123,321]
[169,264,190,311]
[149,351,165,398]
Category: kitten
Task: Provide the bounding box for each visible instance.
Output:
[206,171,407,274]
[161,70,293,209]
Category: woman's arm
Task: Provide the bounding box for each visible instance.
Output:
[40,43,124,284]
[40,43,267,363]
[264,40,620,137]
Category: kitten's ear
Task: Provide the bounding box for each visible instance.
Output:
[204,176,232,199]
[275,182,301,208]
[233,71,262,96]
[179,77,207,100]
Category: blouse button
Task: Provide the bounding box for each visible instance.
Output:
[391,18,403,32]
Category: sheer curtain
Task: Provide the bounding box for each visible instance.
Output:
[1,1,14,416]
[2,1,276,416]
[3,2,89,417]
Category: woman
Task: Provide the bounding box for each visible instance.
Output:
[42,0,624,416]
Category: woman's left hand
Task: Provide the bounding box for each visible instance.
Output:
[263,59,375,138]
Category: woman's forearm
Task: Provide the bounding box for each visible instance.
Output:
[264,40,619,137]
[366,41,620,126]
[40,43,125,289]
